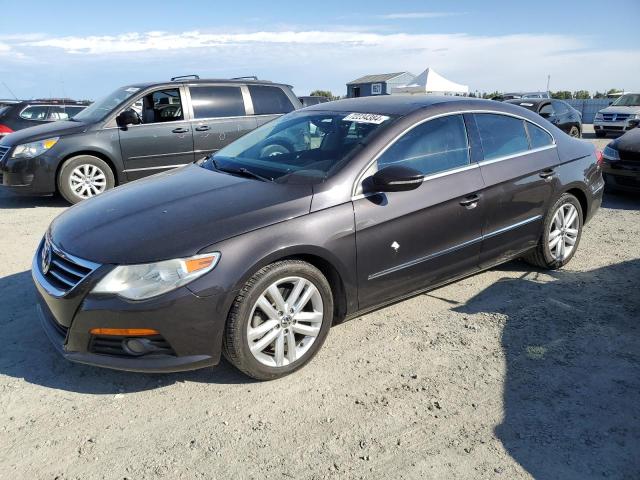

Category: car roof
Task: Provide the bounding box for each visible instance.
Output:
[504,98,551,106]
[11,99,89,106]
[303,95,492,116]
[128,78,292,89]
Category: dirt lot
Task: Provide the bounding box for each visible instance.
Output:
[1,128,638,479]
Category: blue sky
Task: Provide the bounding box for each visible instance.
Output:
[1,0,638,100]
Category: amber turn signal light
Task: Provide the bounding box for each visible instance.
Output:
[89,328,159,336]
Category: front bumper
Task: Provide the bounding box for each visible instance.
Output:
[602,162,640,192]
[593,121,636,135]
[0,148,59,194]
[32,239,226,373]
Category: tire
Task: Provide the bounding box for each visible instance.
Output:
[523,193,583,270]
[58,155,115,204]
[568,126,581,138]
[223,260,333,380]
[595,131,606,138]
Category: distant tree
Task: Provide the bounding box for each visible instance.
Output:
[593,91,607,99]
[309,90,333,99]
[482,91,501,99]
[551,91,572,100]
[573,90,591,99]
[607,88,623,96]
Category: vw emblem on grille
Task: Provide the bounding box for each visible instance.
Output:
[41,240,52,274]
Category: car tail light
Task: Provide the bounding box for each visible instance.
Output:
[595,148,603,166]
[0,124,13,137]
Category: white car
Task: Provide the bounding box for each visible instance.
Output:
[594,93,640,138]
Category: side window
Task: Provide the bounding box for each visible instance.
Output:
[248,85,295,115]
[474,114,529,160]
[20,105,49,121]
[551,100,569,115]
[139,89,184,124]
[47,106,70,121]
[538,103,554,118]
[377,115,470,176]
[190,86,246,118]
[526,122,554,149]
[371,83,383,95]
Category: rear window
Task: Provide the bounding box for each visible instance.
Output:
[248,85,295,115]
[20,105,49,121]
[190,86,246,118]
[474,113,529,160]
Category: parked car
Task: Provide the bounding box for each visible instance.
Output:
[0,99,88,139]
[33,96,603,380]
[299,96,330,107]
[601,118,640,192]
[593,93,640,138]
[0,77,301,203]
[505,99,582,137]
[492,91,550,101]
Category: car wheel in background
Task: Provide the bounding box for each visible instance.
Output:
[595,131,607,138]
[58,155,115,204]
[569,126,581,138]
[223,260,333,380]
[524,193,583,270]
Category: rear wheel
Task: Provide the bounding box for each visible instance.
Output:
[524,193,583,270]
[223,260,333,380]
[58,155,115,204]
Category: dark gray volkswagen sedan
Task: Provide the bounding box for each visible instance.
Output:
[32,96,604,380]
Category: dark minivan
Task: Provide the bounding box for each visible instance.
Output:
[0,76,301,203]
[33,96,603,380]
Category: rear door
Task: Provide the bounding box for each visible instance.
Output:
[353,114,486,309]
[247,85,296,127]
[118,87,195,181]
[186,84,257,160]
[471,113,559,268]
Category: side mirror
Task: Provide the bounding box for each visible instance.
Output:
[371,165,424,192]
[116,109,140,127]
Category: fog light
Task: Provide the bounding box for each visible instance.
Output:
[123,338,154,356]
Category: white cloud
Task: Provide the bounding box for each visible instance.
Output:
[377,12,465,19]
[2,29,638,96]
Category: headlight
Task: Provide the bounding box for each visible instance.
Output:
[602,145,620,161]
[11,137,59,159]
[92,253,220,300]
[628,114,640,120]
[594,113,603,120]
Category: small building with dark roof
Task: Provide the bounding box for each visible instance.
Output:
[346,72,415,98]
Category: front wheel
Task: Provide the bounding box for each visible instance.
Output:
[223,260,333,380]
[524,193,583,269]
[568,126,581,138]
[58,155,115,204]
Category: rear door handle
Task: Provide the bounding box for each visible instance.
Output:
[539,169,555,180]
[172,127,190,134]
[195,125,210,132]
[459,194,480,209]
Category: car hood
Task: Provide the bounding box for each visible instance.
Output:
[613,127,640,154]
[0,120,90,146]
[598,105,640,114]
[50,165,313,264]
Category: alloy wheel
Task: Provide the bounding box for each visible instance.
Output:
[68,164,107,199]
[247,276,324,368]
[548,203,579,261]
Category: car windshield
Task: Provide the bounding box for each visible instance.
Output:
[611,94,640,107]
[200,111,397,182]
[72,86,142,122]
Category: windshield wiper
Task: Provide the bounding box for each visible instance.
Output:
[210,158,273,182]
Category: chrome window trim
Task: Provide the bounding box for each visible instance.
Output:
[477,144,556,167]
[351,109,557,197]
[368,215,542,280]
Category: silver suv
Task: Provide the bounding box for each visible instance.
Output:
[594,93,640,138]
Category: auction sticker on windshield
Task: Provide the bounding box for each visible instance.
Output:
[343,113,390,124]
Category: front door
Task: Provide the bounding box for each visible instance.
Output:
[118,87,195,181]
[187,85,257,160]
[354,114,486,309]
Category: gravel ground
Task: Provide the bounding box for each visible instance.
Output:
[0,127,638,479]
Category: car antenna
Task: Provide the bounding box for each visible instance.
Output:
[1,81,18,100]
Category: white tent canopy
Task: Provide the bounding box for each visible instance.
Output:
[392,68,469,95]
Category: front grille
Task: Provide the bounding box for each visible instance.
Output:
[620,150,640,162]
[0,145,9,162]
[602,113,630,122]
[40,240,99,294]
[89,335,176,357]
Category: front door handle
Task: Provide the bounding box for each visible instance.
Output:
[459,194,480,209]
[172,127,190,134]
[539,169,555,180]
[195,125,210,132]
